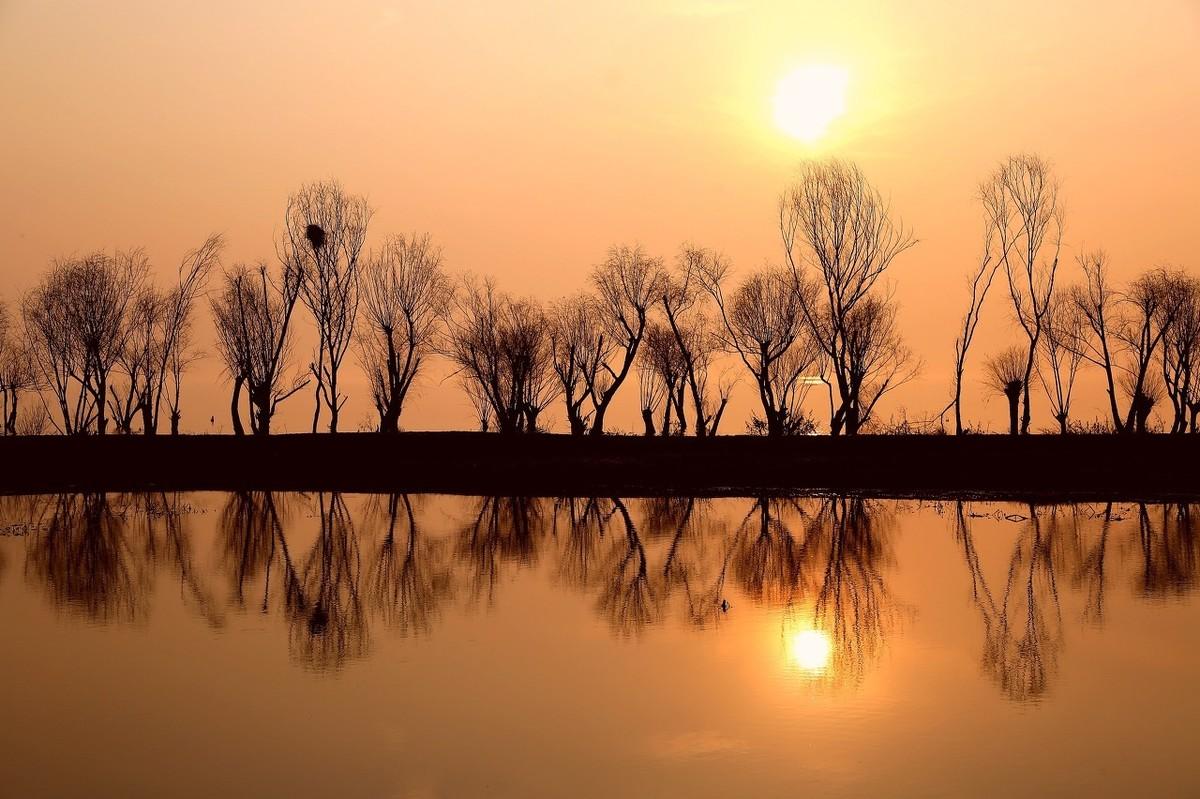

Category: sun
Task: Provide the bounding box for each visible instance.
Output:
[773,65,849,143]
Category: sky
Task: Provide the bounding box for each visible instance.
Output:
[1,0,1198,433]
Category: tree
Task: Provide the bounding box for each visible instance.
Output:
[640,322,688,436]
[210,261,308,436]
[837,294,921,433]
[1036,292,1085,434]
[447,278,556,434]
[663,246,730,437]
[699,263,820,436]
[985,346,1026,436]
[1114,268,1188,434]
[108,235,222,434]
[948,178,1011,434]
[636,362,665,437]
[358,233,452,433]
[586,245,667,435]
[987,154,1064,434]
[1160,275,1200,433]
[548,294,607,436]
[157,235,223,434]
[1068,252,1123,430]
[780,160,917,434]
[0,303,37,435]
[284,180,373,433]
[23,251,147,435]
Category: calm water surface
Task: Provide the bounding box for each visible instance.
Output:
[1,493,1198,798]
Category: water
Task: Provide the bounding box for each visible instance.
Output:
[1,493,1197,798]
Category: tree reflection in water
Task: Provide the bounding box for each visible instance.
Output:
[950,501,1198,702]
[955,502,1064,701]
[1136,503,1199,599]
[365,494,453,636]
[288,493,369,670]
[219,491,292,612]
[129,492,225,628]
[8,492,1199,687]
[457,496,546,606]
[805,497,898,686]
[25,494,148,623]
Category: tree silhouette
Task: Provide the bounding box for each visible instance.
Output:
[548,294,607,436]
[947,178,1011,434]
[448,278,556,434]
[210,261,308,435]
[985,346,1026,436]
[284,181,373,433]
[358,234,452,433]
[780,160,919,434]
[986,154,1064,434]
[23,251,148,434]
[586,245,667,435]
[699,264,821,436]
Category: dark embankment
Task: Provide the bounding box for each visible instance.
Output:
[0,432,1196,500]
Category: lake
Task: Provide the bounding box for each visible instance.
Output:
[1,493,1197,797]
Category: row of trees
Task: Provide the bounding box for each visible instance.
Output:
[0,157,1190,437]
[950,154,1200,435]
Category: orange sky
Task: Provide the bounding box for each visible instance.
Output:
[2,0,1198,433]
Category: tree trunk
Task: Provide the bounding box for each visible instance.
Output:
[641,409,655,437]
[231,376,245,437]
[255,400,271,436]
[140,396,156,436]
[95,374,108,435]
[953,373,964,435]
[569,414,586,436]
[1006,391,1020,436]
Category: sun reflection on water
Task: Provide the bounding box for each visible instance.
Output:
[788,628,833,673]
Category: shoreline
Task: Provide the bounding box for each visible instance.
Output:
[0,431,1196,501]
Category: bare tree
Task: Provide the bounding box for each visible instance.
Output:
[549,294,607,436]
[838,294,921,432]
[22,277,80,434]
[699,263,820,436]
[210,261,308,436]
[1160,276,1200,433]
[447,278,557,434]
[986,154,1064,434]
[985,345,1026,435]
[586,245,667,435]
[1037,292,1085,433]
[780,160,917,434]
[948,178,1012,434]
[640,322,688,436]
[106,235,222,435]
[1114,267,1188,434]
[663,246,729,436]
[284,180,373,433]
[358,233,452,433]
[0,303,38,435]
[23,251,147,435]
[1068,251,1123,430]
[636,362,665,436]
[157,235,223,434]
